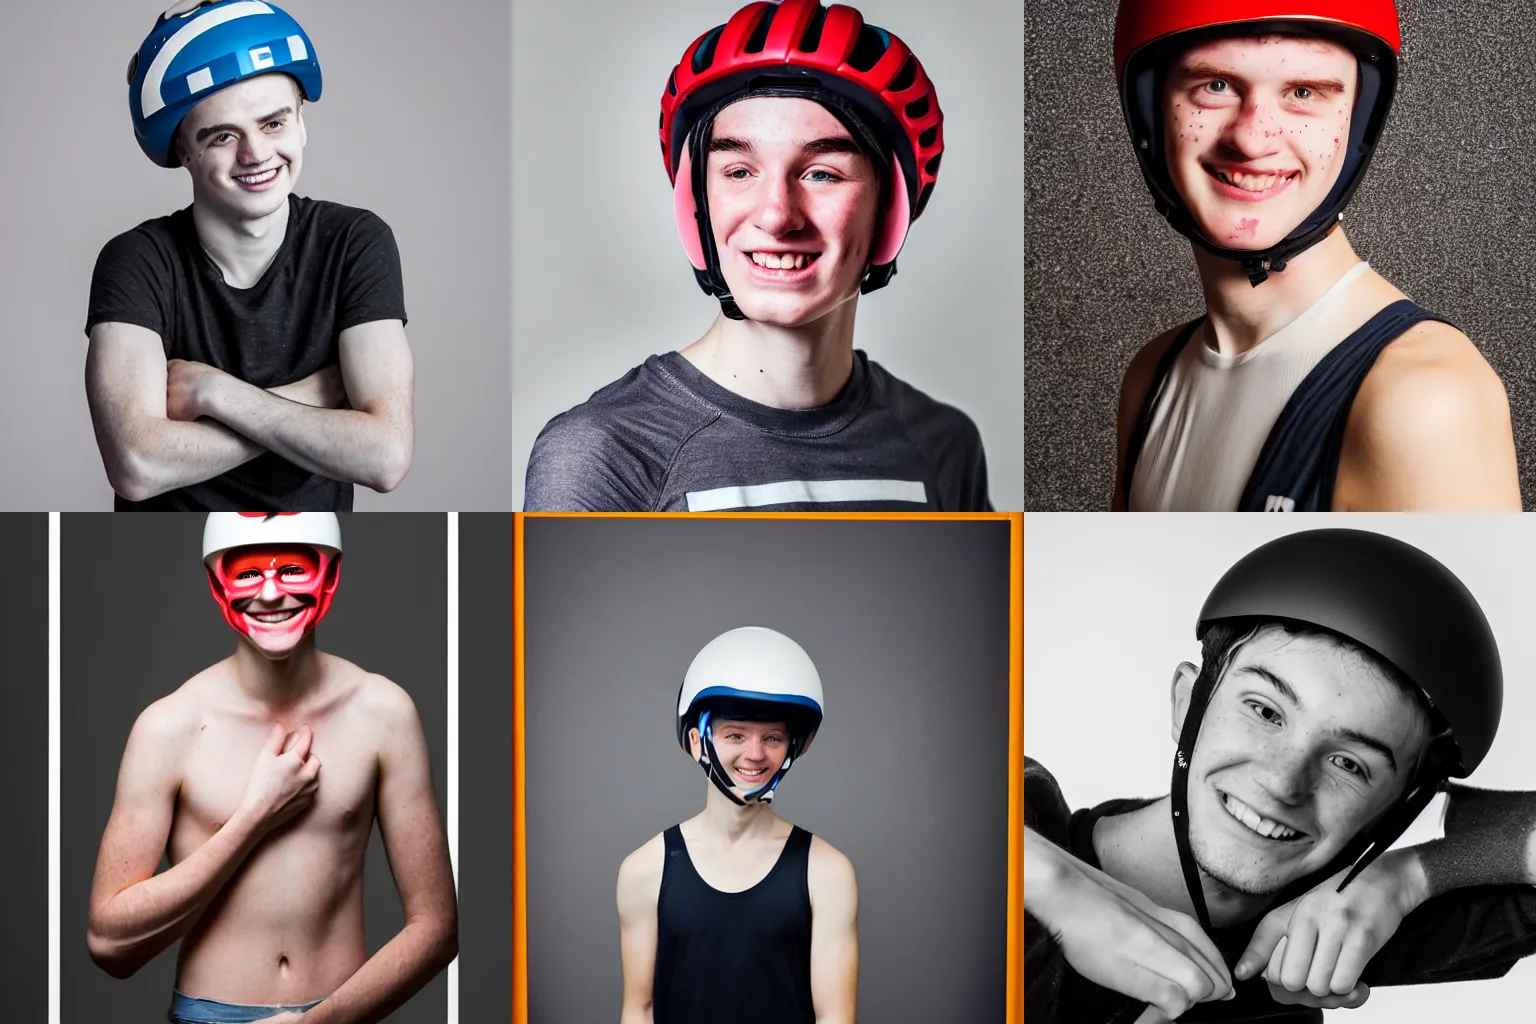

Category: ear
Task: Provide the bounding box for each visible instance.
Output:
[1171,661,1199,744]
[688,726,702,762]
[296,105,308,149]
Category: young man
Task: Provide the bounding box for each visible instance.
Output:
[87,513,457,1023]
[86,1,414,510]
[1025,529,1536,1023]
[1111,0,1519,511]
[616,627,857,1023]
[526,0,991,512]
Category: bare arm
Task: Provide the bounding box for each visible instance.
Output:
[302,680,456,1024]
[87,717,321,978]
[184,319,415,493]
[808,837,858,1024]
[85,322,350,501]
[1333,321,1521,511]
[617,836,664,1024]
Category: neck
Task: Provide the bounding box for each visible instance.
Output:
[229,632,325,710]
[1192,227,1363,357]
[680,298,858,410]
[192,196,290,286]
[1109,797,1276,930]
[699,780,783,841]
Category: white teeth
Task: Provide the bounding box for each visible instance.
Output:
[236,168,278,185]
[750,252,811,270]
[1222,794,1299,840]
[1214,168,1290,192]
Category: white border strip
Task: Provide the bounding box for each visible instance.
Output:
[48,513,60,1024]
[685,478,928,511]
[447,512,460,1024]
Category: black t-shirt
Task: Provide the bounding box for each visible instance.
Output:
[653,823,816,1024]
[525,350,992,511]
[1024,758,1536,1023]
[86,195,407,510]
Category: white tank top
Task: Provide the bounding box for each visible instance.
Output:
[1128,261,1372,512]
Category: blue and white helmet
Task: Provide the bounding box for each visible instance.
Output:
[675,626,825,805]
[128,1,321,167]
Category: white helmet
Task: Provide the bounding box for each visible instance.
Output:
[203,512,342,567]
[675,626,825,804]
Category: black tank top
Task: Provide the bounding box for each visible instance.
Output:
[1121,299,1449,511]
[653,823,815,1024]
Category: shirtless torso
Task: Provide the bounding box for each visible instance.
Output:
[88,645,456,1021]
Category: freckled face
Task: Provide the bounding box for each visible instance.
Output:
[1183,627,1430,897]
[1162,35,1357,250]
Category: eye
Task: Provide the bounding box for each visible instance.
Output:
[1245,700,1282,726]
[276,564,310,579]
[804,169,839,182]
[264,119,284,131]
[1330,754,1366,778]
[724,167,751,180]
[1293,86,1314,100]
[234,569,262,581]
[213,132,235,144]
[1206,79,1230,95]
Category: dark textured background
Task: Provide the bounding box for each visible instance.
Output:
[1025,0,1536,510]
[61,513,449,1021]
[0,516,47,1018]
[522,518,1012,1023]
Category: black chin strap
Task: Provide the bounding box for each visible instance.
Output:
[1171,664,1218,932]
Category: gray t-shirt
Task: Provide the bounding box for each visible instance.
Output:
[525,351,992,511]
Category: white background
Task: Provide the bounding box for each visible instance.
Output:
[1025,513,1536,1021]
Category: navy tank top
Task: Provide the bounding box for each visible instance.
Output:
[1122,299,1449,511]
[653,824,815,1024]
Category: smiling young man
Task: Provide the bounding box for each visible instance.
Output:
[86,1,414,510]
[1025,530,1536,1023]
[525,0,991,512]
[1111,0,1519,512]
[86,513,457,1024]
[617,627,857,1024]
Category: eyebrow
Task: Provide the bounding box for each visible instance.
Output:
[194,106,293,142]
[707,135,861,156]
[1176,62,1347,93]
[1234,664,1400,772]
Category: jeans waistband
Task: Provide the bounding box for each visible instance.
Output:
[166,989,326,1023]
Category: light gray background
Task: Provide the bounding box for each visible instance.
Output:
[1025,0,1536,510]
[459,514,513,1017]
[512,0,1025,511]
[522,517,1012,1021]
[0,516,48,1018]
[1025,514,1536,1020]
[0,0,510,510]
[61,513,450,1021]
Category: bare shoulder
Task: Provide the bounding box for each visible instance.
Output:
[617,833,667,913]
[1353,320,1508,429]
[807,834,857,890]
[1115,324,1192,471]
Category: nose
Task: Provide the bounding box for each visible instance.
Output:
[1221,95,1282,160]
[751,173,807,237]
[257,572,282,604]
[1253,743,1314,807]
[238,130,274,167]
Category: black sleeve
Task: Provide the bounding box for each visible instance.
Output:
[85,228,174,339]
[1361,884,1536,986]
[338,212,408,331]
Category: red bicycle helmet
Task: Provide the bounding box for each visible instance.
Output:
[660,0,943,314]
[1114,0,1401,285]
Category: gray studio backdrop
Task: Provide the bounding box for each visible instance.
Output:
[1025,0,1536,510]
[512,0,1025,511]
[1025,514,1536,1021]
[61,513,449,1021]
[0,516,48,1018]
[459,514,513,1017]
[522,517,1012,1022]
[0,0,510,510]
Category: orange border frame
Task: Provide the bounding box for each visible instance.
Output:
[512,512,1024,1024]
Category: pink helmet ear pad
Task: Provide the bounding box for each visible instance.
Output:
[671,137,914,275]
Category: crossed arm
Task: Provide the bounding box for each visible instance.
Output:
[85,319,413,501]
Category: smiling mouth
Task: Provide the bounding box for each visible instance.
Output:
[234,167,280,186]
[1204,164,1300,194]
[748,251,819,270]
[1221,792,1306,842]
[735,766,770,783]
[244,607,304,625]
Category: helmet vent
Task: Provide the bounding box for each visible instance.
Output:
[797,4,827,51]
[693,26,724,74]
[743,5,776,54]
[667,70,678,96]
[889,55,917,92]
[925,152,942,176]
[918,125,937,148]
[916,180,934,216]
[847,25,889,72]
[904,95,929,120]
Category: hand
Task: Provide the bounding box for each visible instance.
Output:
[271,365,348,410]
[238,724,322,834]
[165,359,229,421]
[1236,852,1423,1006]
[1026,830,1233,1020]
